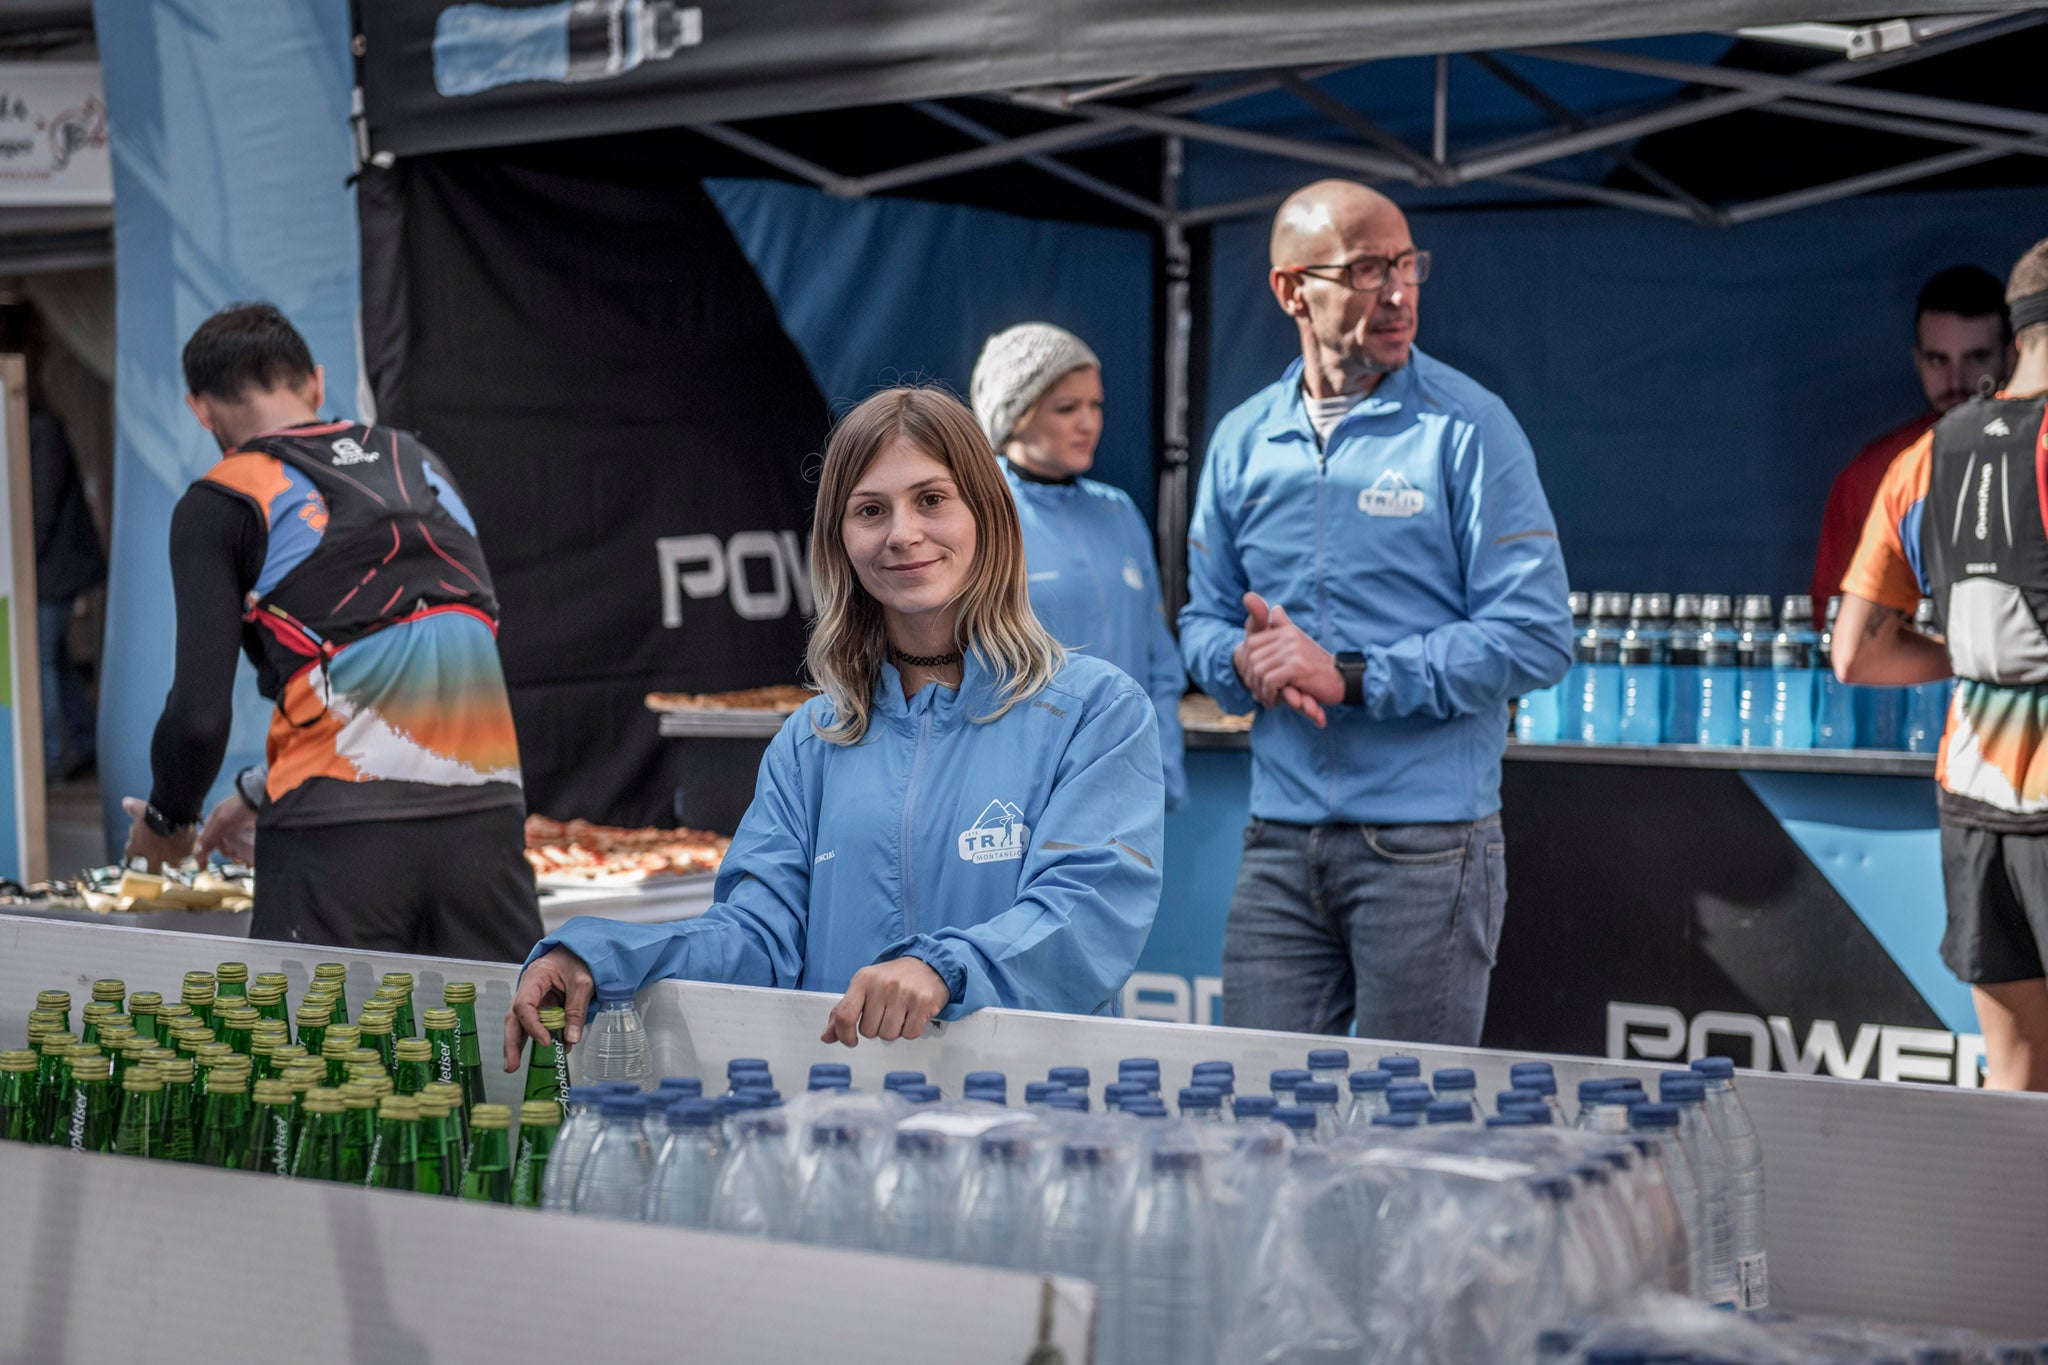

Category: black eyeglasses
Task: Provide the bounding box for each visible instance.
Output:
[1289,249,1432,292]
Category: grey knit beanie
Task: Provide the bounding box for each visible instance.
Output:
[970,323,1101,448]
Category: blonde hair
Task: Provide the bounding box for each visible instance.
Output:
[806,387,1064,745]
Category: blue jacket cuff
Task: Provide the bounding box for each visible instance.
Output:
[879,934,968,1006]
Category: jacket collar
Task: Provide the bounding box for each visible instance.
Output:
[1257,351,1422,446]
[871,650,998,731]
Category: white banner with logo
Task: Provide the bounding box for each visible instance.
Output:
[0,63,111,207]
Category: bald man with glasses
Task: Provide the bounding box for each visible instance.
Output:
[1180,179,1572,1046]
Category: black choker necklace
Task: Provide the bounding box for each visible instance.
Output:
[891,646,963,669]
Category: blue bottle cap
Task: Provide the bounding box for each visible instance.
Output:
[1496,1088,1541,1108]
[895,1128,941,1154]
[1629,1102,1680,1129]
[654,1077,703,1096]
[1306,1048,1349,1070]
[1348,1069,1392,1093]
[1191,1060,1234,1079]
[726,1057,770,1077]
[1486,1112,1534,1127]
[1046,1092,1089,1113]
[1178,1085,1221,1109]
[1370,1112,1419,1128]
[1576,1077,1619,1103]
[734,1086,782,1105]
[1293,1081,1340,1105]
[1510,1060,1555,1077]
[1122,1097,1169,1118]
[593,986,638,1004]
[1231,1095,1276,1118]
[1386,1079,1433,1097]
[1378,1055,1421,1077]
[1046,1066,1090,1088]
[1510,1070,1557,1096]
[1425,1100,1474,1124]
[1432,1067,1476,1090]
[1117,1056,1160,1075]
[1689,1056,1736,1078]
[667,1098,719,1128]
[598,1096,642,1120]
[963,1070,1006,1089]
[808,1077,852,1092]
[1272,1106,1317,1133]
[1386,1089,1431,1113]
[883,1071,925,1091]
[1509,1104,1555,1125]
[1658,1072,1706,1102]
[1104,1081,1149,1105]
[1269,1068,1311,1091]
[808,1063,852,1083]
[1024,1081,1066,1104]
[900,1084,942,1105]
[565,1085,606,1105]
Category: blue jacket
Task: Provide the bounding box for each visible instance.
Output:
[533,652,1163,1018]
[1005,462,1188,808]
[1179,349,1571,825]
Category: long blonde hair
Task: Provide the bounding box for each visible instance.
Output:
[806,387,1064,745]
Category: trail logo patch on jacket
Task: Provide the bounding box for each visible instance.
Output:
[958,799,1029,864]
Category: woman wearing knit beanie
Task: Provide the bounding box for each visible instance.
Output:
[970,322,1187,808]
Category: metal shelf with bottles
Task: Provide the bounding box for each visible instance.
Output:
[1510,591,1946,777]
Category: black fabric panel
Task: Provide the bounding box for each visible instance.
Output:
[380,146,831,827]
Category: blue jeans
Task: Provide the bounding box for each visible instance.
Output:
[37,599,95,772]
[1220,815,1507,1046]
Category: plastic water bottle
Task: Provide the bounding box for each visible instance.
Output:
[1623,1132,1692,1294]
[1178,1086,1224,1121]
[1425,1100,1475,1124]
[1660,1073,1737,1307]
[899,1084,941,1105]
[954,1130,1035,1267]
[1105,1082,1150,1113]
[1344,1069,1391,1129]
[575,988,650,1088]
[964,1070,1008,1105]
[431,0,700,98]
[571,1095,653,1220]
[642,1098,724,1227]
[1385,1086,1431,1120]
[883,1070,926,1094]
[1571,592,1627,743]
[709,1108,792,1238]
[1272,1106,1319,1143]
[1048,1064,1091,1094]
[1695,595,1741,745]
[874,1129,949,1258]
[1306,1048,1349,1086]
[1432,1067,1478,1110]
[1046,1092,1089,1116]
[1814,596,1857,749]
[1630,1103,1702,1298]
[1119,1058,1161,1094]
[641,1077,702,1146]
[794,1121,872,1250]
[539,1085,606,1211]
[1190,1062,1235,1116]
[1619,592,1671,744]
[1232,1094,1276,1124]
[1289,1145,1364,1332]
[1734,595,1777,747]
[1377,1054,1422,1081]
[724,1058,772,1097]
[1025,1081,1069,1110]
[1664,593,1703,743]
[1769,595,1818,749]
[1037,1139,1126,1351]
[1123,1146,1218,1365]
[1269,1068,1309,1107]
[1692,1057,1767,1309]
[1293,1081,1342,1139]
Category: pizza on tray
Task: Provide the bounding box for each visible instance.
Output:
[525,816,731,886]
[643,684,815,714]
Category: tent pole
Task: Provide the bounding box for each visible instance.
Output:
[1433,55,1450,166]
[1279,73,1443,183]
[909,102,1166,220]
[693,124,851,194]
[1759,98,2048,162]
[1012,96,1421,183]
[1159,136,1193,624]
[1723,144,2010,225]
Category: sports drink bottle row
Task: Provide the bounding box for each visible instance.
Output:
[1517,592,1951,752]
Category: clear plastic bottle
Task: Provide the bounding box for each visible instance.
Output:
[1509,1061,1567,1124]
[709,1108,792,1239]
[1231,1094,1276,1124]
[1734,594,1776,747]
[1619,592,1671,744]
[1631,1102,1707,1304]
[1663,593,1704,743]
[723,1058,772,1098]
[882,1069,926,1094]
[1190,1063,1234,1117]
[642,1097,724,1227]
[571,1094,653,1220]
[1048,1064,1091,1095]
[642,1077,703,1146]
[1268,1068,1309,1108]
[1036,1139,1124,1314]
[1624,1131,1692,1294]
[1691,1057,1767,1308]
[540,1085,607,1211]
[1118,1058,1161,1094]
[963,1070,1008,1105]
[1377,1054,1422,1082]
[1660,1072,1736,1307]
[1177,1086,1224,1121]
[1695,594,1741,745]
[1306,1048,1349,1087]
[1769,595,1819,748]
[954,1129,1035,1267]
[576,988,649,1088]
[793,1121,871,1250]
[1814,595,1858,749]
[874,1128,949,1259]
[1431,1067,1478,1110]
[807,1062,851,1090]
[1343,1069,1391,1130]
[1293,1081,1343,1139]
[1424,1099,1475,1125]
[1123,1145,1218,1365]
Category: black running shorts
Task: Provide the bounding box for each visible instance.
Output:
[1940,817,2048,985]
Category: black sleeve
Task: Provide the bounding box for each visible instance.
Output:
[29,413,71,562]
[147,486,265,824]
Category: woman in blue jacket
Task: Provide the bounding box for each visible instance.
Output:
[504,387,1164,1061]
[971,323,1187,808]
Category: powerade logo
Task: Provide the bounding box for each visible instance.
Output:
[1609,1001,1988,1087]
[1359,471,1425,518]
[957,799,1028,864]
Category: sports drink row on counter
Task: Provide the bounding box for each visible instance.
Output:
[7,967,2037,1363]
[1516,592,1951,752]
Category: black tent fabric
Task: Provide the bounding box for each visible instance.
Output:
[358,0,2019,159]
[365,138,831,827]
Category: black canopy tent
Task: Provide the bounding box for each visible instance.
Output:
[348,1,2048,824]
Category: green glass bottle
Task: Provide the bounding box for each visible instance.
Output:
[419,1007,460,1090]
[343,1048,385,1084]
[35,989,71,1034]
[1,1049,39,1142]
[111,1068,161,1158]
[511,1101,561,1209]
[254,970,291,995]
[33,1034,77,1140]
[249,1032,283,1081]
[44,1045,98,1146]
[153,1001,194,1041]
[357,1012,397,1073]
[281,1063,326,1150]
[112,1036,154,1082]
[339,1082,381,1182]
[198,1071,252,1169]
[192,1043,235,1092]
[294,1004,331,1062]
[124,992,162,1044]
[91,978,126,1012]
[311,963,350,1024]
[79,1001,114,1046]
[324,1023,362,1054]
[367,1095,422,1191]
[441,982,487,1114]
[522,1006,571,1108]
[379,973,418,1038]
[461,1103,513,1203]
[423,1081,469,1168]
[320,1037,355,1088]
[391,1037,433,1097]
[154,1057,199,1162]
[216,1006,258,1058]
[25,1009,62,1047]
[413,1091,460,1197]
[181,973,216,1027]
[62,1054,116,1153]
[244,1079,297,1175]
[95,1025,136,1068]
[214,962,249,1000]
[270,1043,310,1070]
[291,1088,348,1180]
[247,981,289,1028]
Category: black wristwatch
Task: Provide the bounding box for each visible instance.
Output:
[141,801,196,838]
[1335,651,1367,708]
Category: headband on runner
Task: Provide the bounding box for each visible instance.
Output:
[2011,289,2048,336]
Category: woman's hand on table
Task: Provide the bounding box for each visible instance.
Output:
[820,957,949,1047]
[504,945,593,1071]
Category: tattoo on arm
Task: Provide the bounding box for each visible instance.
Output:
[1862,605,1902,641]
